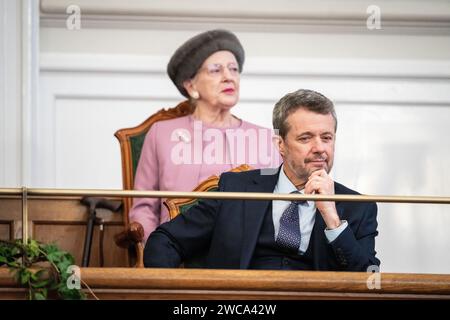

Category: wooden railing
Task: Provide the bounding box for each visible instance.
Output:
[2,268,450,300]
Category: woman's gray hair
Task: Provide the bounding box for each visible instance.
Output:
[272,89,337,138]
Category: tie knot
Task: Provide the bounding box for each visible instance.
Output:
[290,191,306,205]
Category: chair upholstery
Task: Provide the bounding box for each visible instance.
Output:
[114,100,192,267]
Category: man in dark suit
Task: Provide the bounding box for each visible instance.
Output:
[144,89,380,271]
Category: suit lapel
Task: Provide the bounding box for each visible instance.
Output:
[240,169,280,268]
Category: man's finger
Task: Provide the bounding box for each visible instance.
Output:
[305,180,320,194]
[309,169,327,178]
[307,175,325,185]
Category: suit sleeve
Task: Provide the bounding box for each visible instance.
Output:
[143,174,226,268]
[329,202,380,271]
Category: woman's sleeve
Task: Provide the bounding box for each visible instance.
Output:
[129,122,161,243]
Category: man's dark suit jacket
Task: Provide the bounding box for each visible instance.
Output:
[144,168,380,271]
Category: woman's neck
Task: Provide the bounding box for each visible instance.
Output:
[193,103,238,128]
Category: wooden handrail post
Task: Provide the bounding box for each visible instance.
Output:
[22,186,28,244]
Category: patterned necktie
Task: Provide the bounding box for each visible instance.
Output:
[276,191,306,253]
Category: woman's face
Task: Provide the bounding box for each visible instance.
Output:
[184,50,240,110]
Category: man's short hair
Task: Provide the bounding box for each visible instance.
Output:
[272,89,337,138]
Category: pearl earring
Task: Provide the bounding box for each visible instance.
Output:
[191,91,199,99]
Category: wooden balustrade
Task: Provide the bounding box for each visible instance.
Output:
[2,194,450,300]
[1,268,450,299]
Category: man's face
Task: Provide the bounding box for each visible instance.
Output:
[277,108,336,184]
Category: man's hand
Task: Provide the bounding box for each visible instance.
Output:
[304,169,341,229]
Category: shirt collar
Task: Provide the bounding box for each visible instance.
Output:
[276,164,299,194]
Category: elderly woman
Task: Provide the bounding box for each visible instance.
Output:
[130,29,281,242]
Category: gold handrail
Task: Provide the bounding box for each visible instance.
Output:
[0,187,449,204]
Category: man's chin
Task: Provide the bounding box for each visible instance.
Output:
[309,165,329,174]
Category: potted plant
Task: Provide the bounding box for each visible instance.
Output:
[0,239,87,300]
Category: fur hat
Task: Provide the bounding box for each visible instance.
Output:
[167,29,245,98]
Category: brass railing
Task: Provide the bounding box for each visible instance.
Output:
[1,187,450,243]
[1,187,450,203]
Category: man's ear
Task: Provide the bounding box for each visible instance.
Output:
[273,135,285,157]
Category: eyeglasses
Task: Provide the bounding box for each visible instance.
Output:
[201,63,240,77]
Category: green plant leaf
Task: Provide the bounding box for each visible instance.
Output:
[7,261,19,268]
[30,269,46,281]
[34,292,46,300]
[0,239,85,300]
[19,270,31,285]
[28,239,41,257]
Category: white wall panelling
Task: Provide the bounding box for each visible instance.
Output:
[22,0,40,187]
[38,58,178,188]
[0,0,39,187]
[0,0,22,187]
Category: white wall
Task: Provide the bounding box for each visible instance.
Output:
[0,0,22,187]
[0,0,38,187]
[3,0,450,273]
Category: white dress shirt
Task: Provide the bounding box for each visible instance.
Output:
[272,165,348,254]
